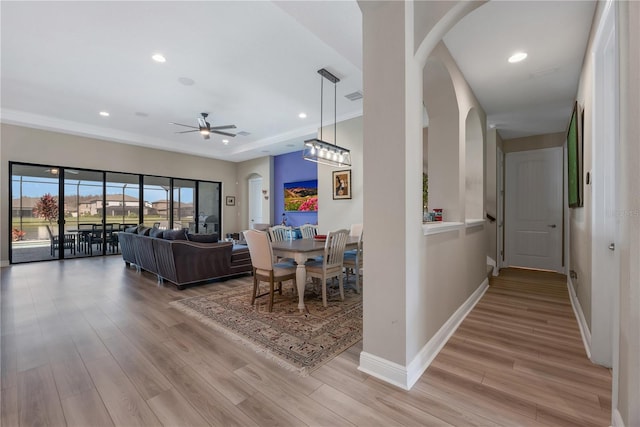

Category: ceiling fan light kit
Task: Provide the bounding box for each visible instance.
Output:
[303,68,351,167]
[171,112,236,141]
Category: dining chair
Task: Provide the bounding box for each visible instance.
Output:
[268,225,293,242]
[305,229,349,307]
[299,224,318,239]
[344,229,363,293]
[244,229,297,312]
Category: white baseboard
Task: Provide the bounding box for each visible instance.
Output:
[567,276,592,359]
[0,260,9,268]
[358,352,410,390]
[358,277,489,390]
[486,256,499,276]
[612,409,625,427]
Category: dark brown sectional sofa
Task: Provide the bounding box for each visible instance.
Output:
[118,228,252,290]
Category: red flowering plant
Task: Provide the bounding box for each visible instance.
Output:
[298,196,318,212]
[12,228,26,241]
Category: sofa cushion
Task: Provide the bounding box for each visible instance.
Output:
[188,233,219,243]
[163,229,188,240]
[149,227,164,238]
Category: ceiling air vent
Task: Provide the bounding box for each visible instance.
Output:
[236,131,251,136]
[344,91,363,101]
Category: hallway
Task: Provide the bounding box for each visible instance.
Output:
[417,268,612,426]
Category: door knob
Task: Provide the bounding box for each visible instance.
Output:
[609,243,615,251]
[548,224,557,228]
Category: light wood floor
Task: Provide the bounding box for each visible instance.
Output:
[1,259,611,426]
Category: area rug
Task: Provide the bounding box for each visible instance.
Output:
[170,277,362,376]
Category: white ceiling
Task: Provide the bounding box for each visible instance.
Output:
[443,0,597,140]
[0,1,363,162]
[1,1,596,160]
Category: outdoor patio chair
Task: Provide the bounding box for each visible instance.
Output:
[46,225,75,256]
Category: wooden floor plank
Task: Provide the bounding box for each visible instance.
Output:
[60,389,115,427]
[146,388,209,427]
[17,365,67,427]
[84,356,161,426]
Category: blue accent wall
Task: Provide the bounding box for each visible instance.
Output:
[274,151,317,227]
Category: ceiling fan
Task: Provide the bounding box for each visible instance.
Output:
[170,113,236,140]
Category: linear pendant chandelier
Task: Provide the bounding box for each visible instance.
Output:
[303,68,351,167]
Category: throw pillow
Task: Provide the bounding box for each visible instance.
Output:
[138,226,151,236]
[187,233,219,243]
[163,229,188,240]
[125,226,137,233]
[149,227,164,238]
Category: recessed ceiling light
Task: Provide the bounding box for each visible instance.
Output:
[508,52,527,63]
[99,111,110,117]
[298,112,307,119]
[152,53,166,63]
[178,77,195,86]
[222,139,229,145]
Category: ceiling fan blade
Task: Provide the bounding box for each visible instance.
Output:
[209,124,236,130]
[211,130,236,137]
[176,130,199,134]
[170,122,198,129]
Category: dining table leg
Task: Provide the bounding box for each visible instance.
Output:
[294,253,308,311]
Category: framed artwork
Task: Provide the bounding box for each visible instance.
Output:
[567,101,583,208]
[332,170,352,200]
[284,180,318,212]
[225,195,236,206]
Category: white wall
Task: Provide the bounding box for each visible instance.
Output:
[617,1,640,424]
[317,116,363,233]
[0,124,240,264]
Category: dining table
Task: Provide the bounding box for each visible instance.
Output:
[270,235,360,311]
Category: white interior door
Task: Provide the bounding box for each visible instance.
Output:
[497,147,505,268]
[505,147,563,272]
[248,177,263,229]
[590,0,618,368]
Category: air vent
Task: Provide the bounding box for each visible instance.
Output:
[237,131,251,136]
[345,91,363,101]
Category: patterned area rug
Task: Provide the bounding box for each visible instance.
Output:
[170,277,362,375]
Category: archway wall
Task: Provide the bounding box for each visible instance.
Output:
[236,156,274,230]
[359,0,489,389]
[416,38,488,363]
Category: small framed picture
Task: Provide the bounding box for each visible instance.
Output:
[225,196,236,206]
[332,170,352,200]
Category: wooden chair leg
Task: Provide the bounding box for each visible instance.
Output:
[268,279,274,312]
[339,272,345,301]
[322,276,328,307]
[251,274,258,305]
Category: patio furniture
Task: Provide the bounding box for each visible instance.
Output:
[46,225,76,256]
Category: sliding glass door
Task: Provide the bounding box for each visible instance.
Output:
[11,164,61,263]
[198,181,221,235]
[10,162,222,263]
[64,169,105,257]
